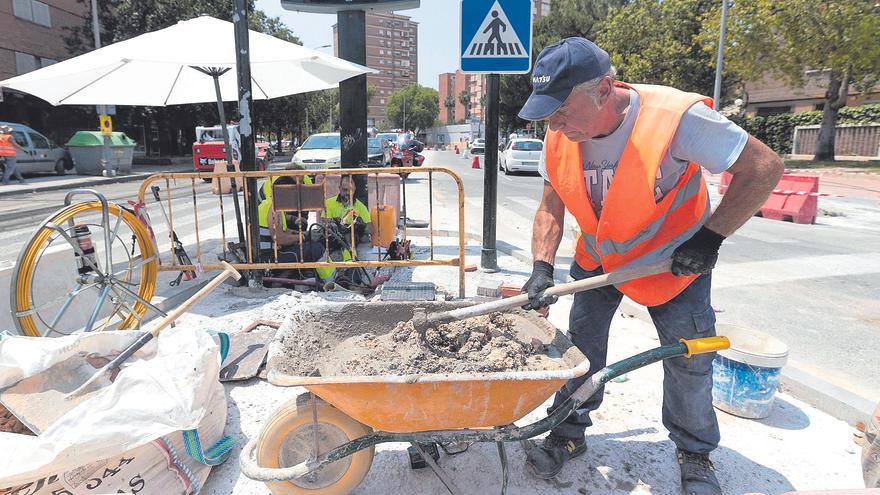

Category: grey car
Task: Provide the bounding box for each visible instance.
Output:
[0,121,67,175]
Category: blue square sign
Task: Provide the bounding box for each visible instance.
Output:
[460,0,532,74]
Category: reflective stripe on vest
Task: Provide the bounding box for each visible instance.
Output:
[545,82,713,307]
[0,135,16,157]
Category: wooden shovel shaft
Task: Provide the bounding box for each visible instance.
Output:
[67,262,241,398]
[147,261,241,337]
[428,259,671,325]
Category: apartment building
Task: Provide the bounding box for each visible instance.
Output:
[0,0,88,81]
[334,11,418,129]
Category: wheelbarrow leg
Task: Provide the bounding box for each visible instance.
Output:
[496,441,509,495]
[411,442,463,495]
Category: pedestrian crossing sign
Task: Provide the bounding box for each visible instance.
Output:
[460,0,532,74]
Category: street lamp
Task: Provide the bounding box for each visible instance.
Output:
[712,0,729,110]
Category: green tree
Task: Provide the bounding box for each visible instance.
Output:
[444,95,456,125]
[386,85,439,134]
[599,0,735,98]
[458,90,471,120]
[708,0,880,160]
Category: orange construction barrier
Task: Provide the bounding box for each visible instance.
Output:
[471,155,480,169]
[718,172,820,225]
[758,174,819,224]
[718,171,732,194]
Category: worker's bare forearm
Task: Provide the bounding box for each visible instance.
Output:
[705,135,784,237]
[532,182,566,264]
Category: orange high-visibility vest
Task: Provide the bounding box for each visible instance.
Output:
[544,82,713,307]
[0,134,16,157]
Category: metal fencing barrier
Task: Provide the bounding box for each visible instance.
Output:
[137,166,466,297]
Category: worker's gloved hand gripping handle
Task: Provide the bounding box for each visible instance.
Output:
[671,225,725,276]
[522,260,557,310]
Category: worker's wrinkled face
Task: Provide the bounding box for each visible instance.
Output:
[546,77,613,142]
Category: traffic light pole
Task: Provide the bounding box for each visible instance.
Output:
[337,10,369,206]
[481,73,500,271]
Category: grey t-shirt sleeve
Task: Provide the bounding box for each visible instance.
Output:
[669,102,749,174]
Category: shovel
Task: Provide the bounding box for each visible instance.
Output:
[66,261,241,398]
[412,259,671,353]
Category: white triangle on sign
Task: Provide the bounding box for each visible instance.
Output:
[463,1,527,58]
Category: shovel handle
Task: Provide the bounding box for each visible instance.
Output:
[148,261,241,337]
[429,259,671,324]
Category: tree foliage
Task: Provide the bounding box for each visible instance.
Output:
[444,95,456,125]
[707,0,880,159]
[385,85,439,134]
[598,0,735,99]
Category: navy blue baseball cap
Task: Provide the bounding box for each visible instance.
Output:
[518,38,611,121]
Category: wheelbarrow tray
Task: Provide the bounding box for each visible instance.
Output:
[266,301,589,433]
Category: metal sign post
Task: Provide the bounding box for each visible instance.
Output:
[460,0,532,271]
[233,0,263,285]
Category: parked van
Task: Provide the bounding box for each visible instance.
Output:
[0,122,67,175]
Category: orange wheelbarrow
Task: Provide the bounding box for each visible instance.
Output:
[238,302,729,495]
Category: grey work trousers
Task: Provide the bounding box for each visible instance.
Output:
[1,157,24,184]
[549,261,720,454]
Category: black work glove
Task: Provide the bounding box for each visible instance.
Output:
[671,226,725,276]
[522,261,558,310]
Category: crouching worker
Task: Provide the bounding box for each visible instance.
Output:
[316,174,373,286]
[258,176,324,269]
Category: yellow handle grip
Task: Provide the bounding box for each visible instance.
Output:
[680,336,730,358]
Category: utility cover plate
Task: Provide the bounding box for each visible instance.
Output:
[380,282,436,301]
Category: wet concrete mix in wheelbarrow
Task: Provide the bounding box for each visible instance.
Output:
[274,305,565,377]
[324,312,563,375]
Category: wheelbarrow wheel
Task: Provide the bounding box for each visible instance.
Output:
[257,397,374,495]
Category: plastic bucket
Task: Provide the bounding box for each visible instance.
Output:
[711,324,789,419]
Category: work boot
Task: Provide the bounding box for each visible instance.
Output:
[525,432,587,479]
[677,449,722,495]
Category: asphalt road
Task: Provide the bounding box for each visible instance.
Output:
[421,149,880,401]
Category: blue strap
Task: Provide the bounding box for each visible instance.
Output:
[208,331,230,364]
[180,330,235,466]
[182,429,237,466]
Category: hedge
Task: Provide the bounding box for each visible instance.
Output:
[730,103,880,155]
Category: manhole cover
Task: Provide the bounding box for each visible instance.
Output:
[380,282,436,301]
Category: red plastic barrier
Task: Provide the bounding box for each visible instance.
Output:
[471,155,480,169]
[758,174,819,224]
[718,171,733,194]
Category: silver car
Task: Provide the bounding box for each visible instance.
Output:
[0,121,67,175]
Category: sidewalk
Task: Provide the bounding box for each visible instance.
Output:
[0,161,193,198]
[155,235,865,494]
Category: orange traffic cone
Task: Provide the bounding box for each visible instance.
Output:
[471,155,480,169]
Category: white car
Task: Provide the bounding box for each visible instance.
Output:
[499,138,543,174]
[291,132,341,169]
[470,138,485,155]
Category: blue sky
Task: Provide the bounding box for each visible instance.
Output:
[254,1,464,90]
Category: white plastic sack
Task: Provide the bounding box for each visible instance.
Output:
[0,327,228,490]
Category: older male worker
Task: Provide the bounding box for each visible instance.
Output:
[517,38,783,494]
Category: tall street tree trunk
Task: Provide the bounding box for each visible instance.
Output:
[814,68,850,161]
